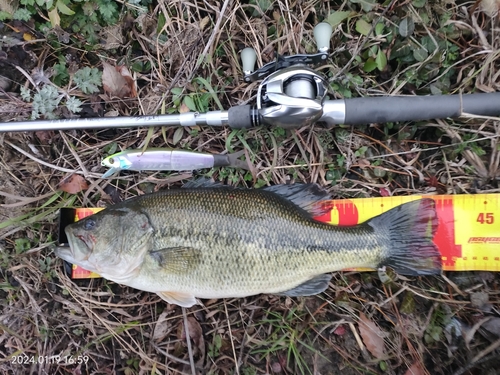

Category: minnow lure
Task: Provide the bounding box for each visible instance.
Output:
[101,149,249,178]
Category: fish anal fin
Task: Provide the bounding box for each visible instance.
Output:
[157,291,198,307]
[276,274,332,297]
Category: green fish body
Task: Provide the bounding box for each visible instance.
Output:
[55,182,441,307]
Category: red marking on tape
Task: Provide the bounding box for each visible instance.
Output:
[76,208,98,220]
[336,200,359,226]
[433,198,462,266]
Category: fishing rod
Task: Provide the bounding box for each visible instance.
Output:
[1,22,499,133]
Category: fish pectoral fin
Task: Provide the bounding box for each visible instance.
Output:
[276,274,332,297]
[149,247,202,273]
[157,291,198,307]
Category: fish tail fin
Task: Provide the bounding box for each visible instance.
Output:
[369,199,442,276]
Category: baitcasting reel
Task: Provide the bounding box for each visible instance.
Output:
[240,23,333,129]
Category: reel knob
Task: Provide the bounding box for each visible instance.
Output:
[241,47,257,81]
[313,22,333,52]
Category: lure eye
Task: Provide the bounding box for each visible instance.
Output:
[84,218,96,231]
[108,157,115,165]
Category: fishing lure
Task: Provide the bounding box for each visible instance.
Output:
[101,149,248,178]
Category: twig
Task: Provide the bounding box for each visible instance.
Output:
[464,316,492,348]
[452,338,500,375]
[197,0,232,68]
[441,274,466,297]
[58,131,90,177]
[470,338,500,366]
[182,307,197,375]
[224,300,240,375]
[348,321,365,352]
[153,344,200,368]
[0,190,57,208]
[4,140,102,179]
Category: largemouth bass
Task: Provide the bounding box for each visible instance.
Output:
[55,181,441,307]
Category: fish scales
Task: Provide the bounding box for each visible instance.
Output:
[138,188,380,292]
[55,182,441,307]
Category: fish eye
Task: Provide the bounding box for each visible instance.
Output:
[84,218,96,230]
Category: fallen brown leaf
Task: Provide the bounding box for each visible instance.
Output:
[58,174,88,194]
[115,65,137,97]
[35,131,55,144]
[102,62,136,98]
[404,362,426,375]
[358,312,386,360]
[181,316,205,364]
[153,311,171,342]
[178,102,190,114]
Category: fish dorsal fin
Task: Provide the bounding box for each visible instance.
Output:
[157,291,198,307]
[149,247,202,274]
[182,177,226,189]
[261,184,331,217]
[276,274,332,297]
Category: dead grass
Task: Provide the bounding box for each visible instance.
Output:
[1,0,500,374]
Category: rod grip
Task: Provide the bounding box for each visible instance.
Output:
[344,93,500,125]
[228,105,255,129]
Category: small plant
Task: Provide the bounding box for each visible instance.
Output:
[424,306,448,345]
[124,357,140,374]
[0,0,137,46]
[73,67,102,94]
[355,19,388,73]
[20,65,102,119]
[21,85,83,119]
[14,238,31,254]
[330,72,364,98]
[38,257,58,280]
[252,308,318,375]
[208,334,223,358]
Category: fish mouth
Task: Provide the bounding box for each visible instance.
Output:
[54,246,74,263]
[65,227,94,261]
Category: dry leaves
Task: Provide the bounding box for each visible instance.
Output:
[102,62,137,98]
[178,102,190,114]
[35,130,55,144]
[404,362,426,375]
[358,312,386,360]
[481,0,500,17]
[58,174,88,194]
[182,317,206,364]
[481,317,500,337]
[153,311,171,342]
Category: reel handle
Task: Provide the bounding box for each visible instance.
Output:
[313,22,333,52]
[241,22,332,82]
[240,47,257,76]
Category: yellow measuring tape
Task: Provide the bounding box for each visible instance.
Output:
[65,194,500,278]
[317,194,500,272]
